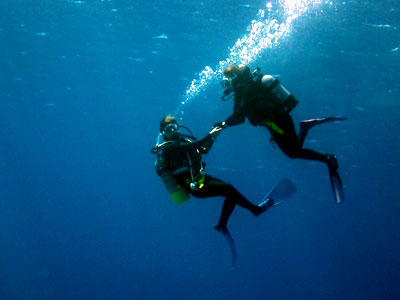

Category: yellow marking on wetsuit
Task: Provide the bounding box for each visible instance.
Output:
[263,120,284,135]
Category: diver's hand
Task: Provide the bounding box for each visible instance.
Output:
[210,126,223,135]
[213,121,227,129]
[201,127,222,154]
[209,126,223,139]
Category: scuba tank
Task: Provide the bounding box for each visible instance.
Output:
[155,154,190,205]
[260,75,299,113]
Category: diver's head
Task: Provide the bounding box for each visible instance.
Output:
[221,65,252,95]
[160,115,180,140]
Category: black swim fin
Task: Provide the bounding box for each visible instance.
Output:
[214,226,236,269]
[300,116,348,131]
[329,168,344,204]
[327,155,344,204]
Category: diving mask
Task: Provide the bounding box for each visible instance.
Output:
[162,123,178,139]
[221,74,236,93]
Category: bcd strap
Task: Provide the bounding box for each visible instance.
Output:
[268,78,280,90]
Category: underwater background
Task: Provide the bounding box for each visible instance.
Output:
[1,0,399,299]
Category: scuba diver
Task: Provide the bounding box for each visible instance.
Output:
[215,65,346,204]
[151,115,273,230]
[151,115,297,267]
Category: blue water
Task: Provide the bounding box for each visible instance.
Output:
[1,1,399,299]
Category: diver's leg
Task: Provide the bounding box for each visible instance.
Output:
[269,112,333,163]
[273,131,330,163]
[268,110,299,147]
[276,138,343,203]
[191,175,261,228]
[297,148,330,162]
[270,113,344,203]
[297,123,311,147]
[194,176,260,211]
[216,198,236,230]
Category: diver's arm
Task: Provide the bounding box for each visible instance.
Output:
[213,111,245,128]
[166,133,214,154]
[223,94,246,127]
[199,127,222,154]
[214,104,246,128]
[224,110,246,127]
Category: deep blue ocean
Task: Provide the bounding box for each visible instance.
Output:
[1,0,399,299]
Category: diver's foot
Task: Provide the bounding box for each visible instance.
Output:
[254,198,274,216]
[214,224,229,234]
[326,154,338,172]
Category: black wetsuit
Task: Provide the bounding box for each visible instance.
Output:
[224,79,329,164]
[161,133,260,228]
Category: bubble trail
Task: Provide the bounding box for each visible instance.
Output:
[174,0,334,118]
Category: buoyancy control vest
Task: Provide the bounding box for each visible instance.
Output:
[152,136,205,205]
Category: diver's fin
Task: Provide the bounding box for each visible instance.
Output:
[329,168,344,204]
[214,225,236,268]
[259,178,297,207]
[327,155,344,204]
[300,116,347,131]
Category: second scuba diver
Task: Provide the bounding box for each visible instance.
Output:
[151,115,273,232]
[151,115,297,267]
[215,65,346,204]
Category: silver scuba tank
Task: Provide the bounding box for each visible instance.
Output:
[261,75,299,113]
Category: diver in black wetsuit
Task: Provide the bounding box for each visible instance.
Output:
[151,115,272,233]
[215,65,346,203]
